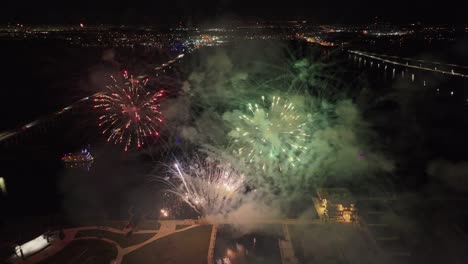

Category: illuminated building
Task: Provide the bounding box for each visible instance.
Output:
[316,188,357,223]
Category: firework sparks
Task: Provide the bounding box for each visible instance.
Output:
[225,96,309,171]
[159,158,245,216]
[94,73,164,151]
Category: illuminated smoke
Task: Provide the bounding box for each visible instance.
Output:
[158,157,246,216]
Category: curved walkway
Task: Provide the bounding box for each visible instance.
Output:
[12,218,324,264]
[12,220,200,264]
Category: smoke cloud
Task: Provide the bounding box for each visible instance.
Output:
[427,159,468,192]
[156,41,394,220]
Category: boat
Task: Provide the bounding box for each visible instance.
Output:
[61,148,94,163]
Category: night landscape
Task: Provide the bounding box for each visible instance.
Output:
[1,1,468,263]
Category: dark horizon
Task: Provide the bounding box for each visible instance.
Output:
[1,0,467,26]
[1,20,467,28]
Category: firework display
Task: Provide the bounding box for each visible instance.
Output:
[147,48,392,218]
[159,159,245,216]
[225,95,309,171]
[94,73,164,151]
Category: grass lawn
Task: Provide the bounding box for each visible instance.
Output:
[39,240,117,264]
[175,225,191,230]
[122,225,212,264]
[75,229,155,248]
[290,224,381,264]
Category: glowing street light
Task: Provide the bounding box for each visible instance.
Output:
[0,177,6,195]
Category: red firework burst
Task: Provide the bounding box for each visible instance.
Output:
[94,73,164,151]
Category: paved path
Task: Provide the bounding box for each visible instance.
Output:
[12,220,199,264]
[12,217,381,264]
[207,225,217,264]
[278,224,299,264]
[123,220,199,255]
[201,218,323,225]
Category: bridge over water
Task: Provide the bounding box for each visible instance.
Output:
[349,50,468,88]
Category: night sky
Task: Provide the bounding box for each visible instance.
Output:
[1,0,467,25]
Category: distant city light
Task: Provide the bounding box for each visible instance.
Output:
[80,23,84,28]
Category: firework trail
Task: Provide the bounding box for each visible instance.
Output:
[158,158,246,216]
[94,72,164,151]
[249,45,342,100]
[224,95,309,172]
